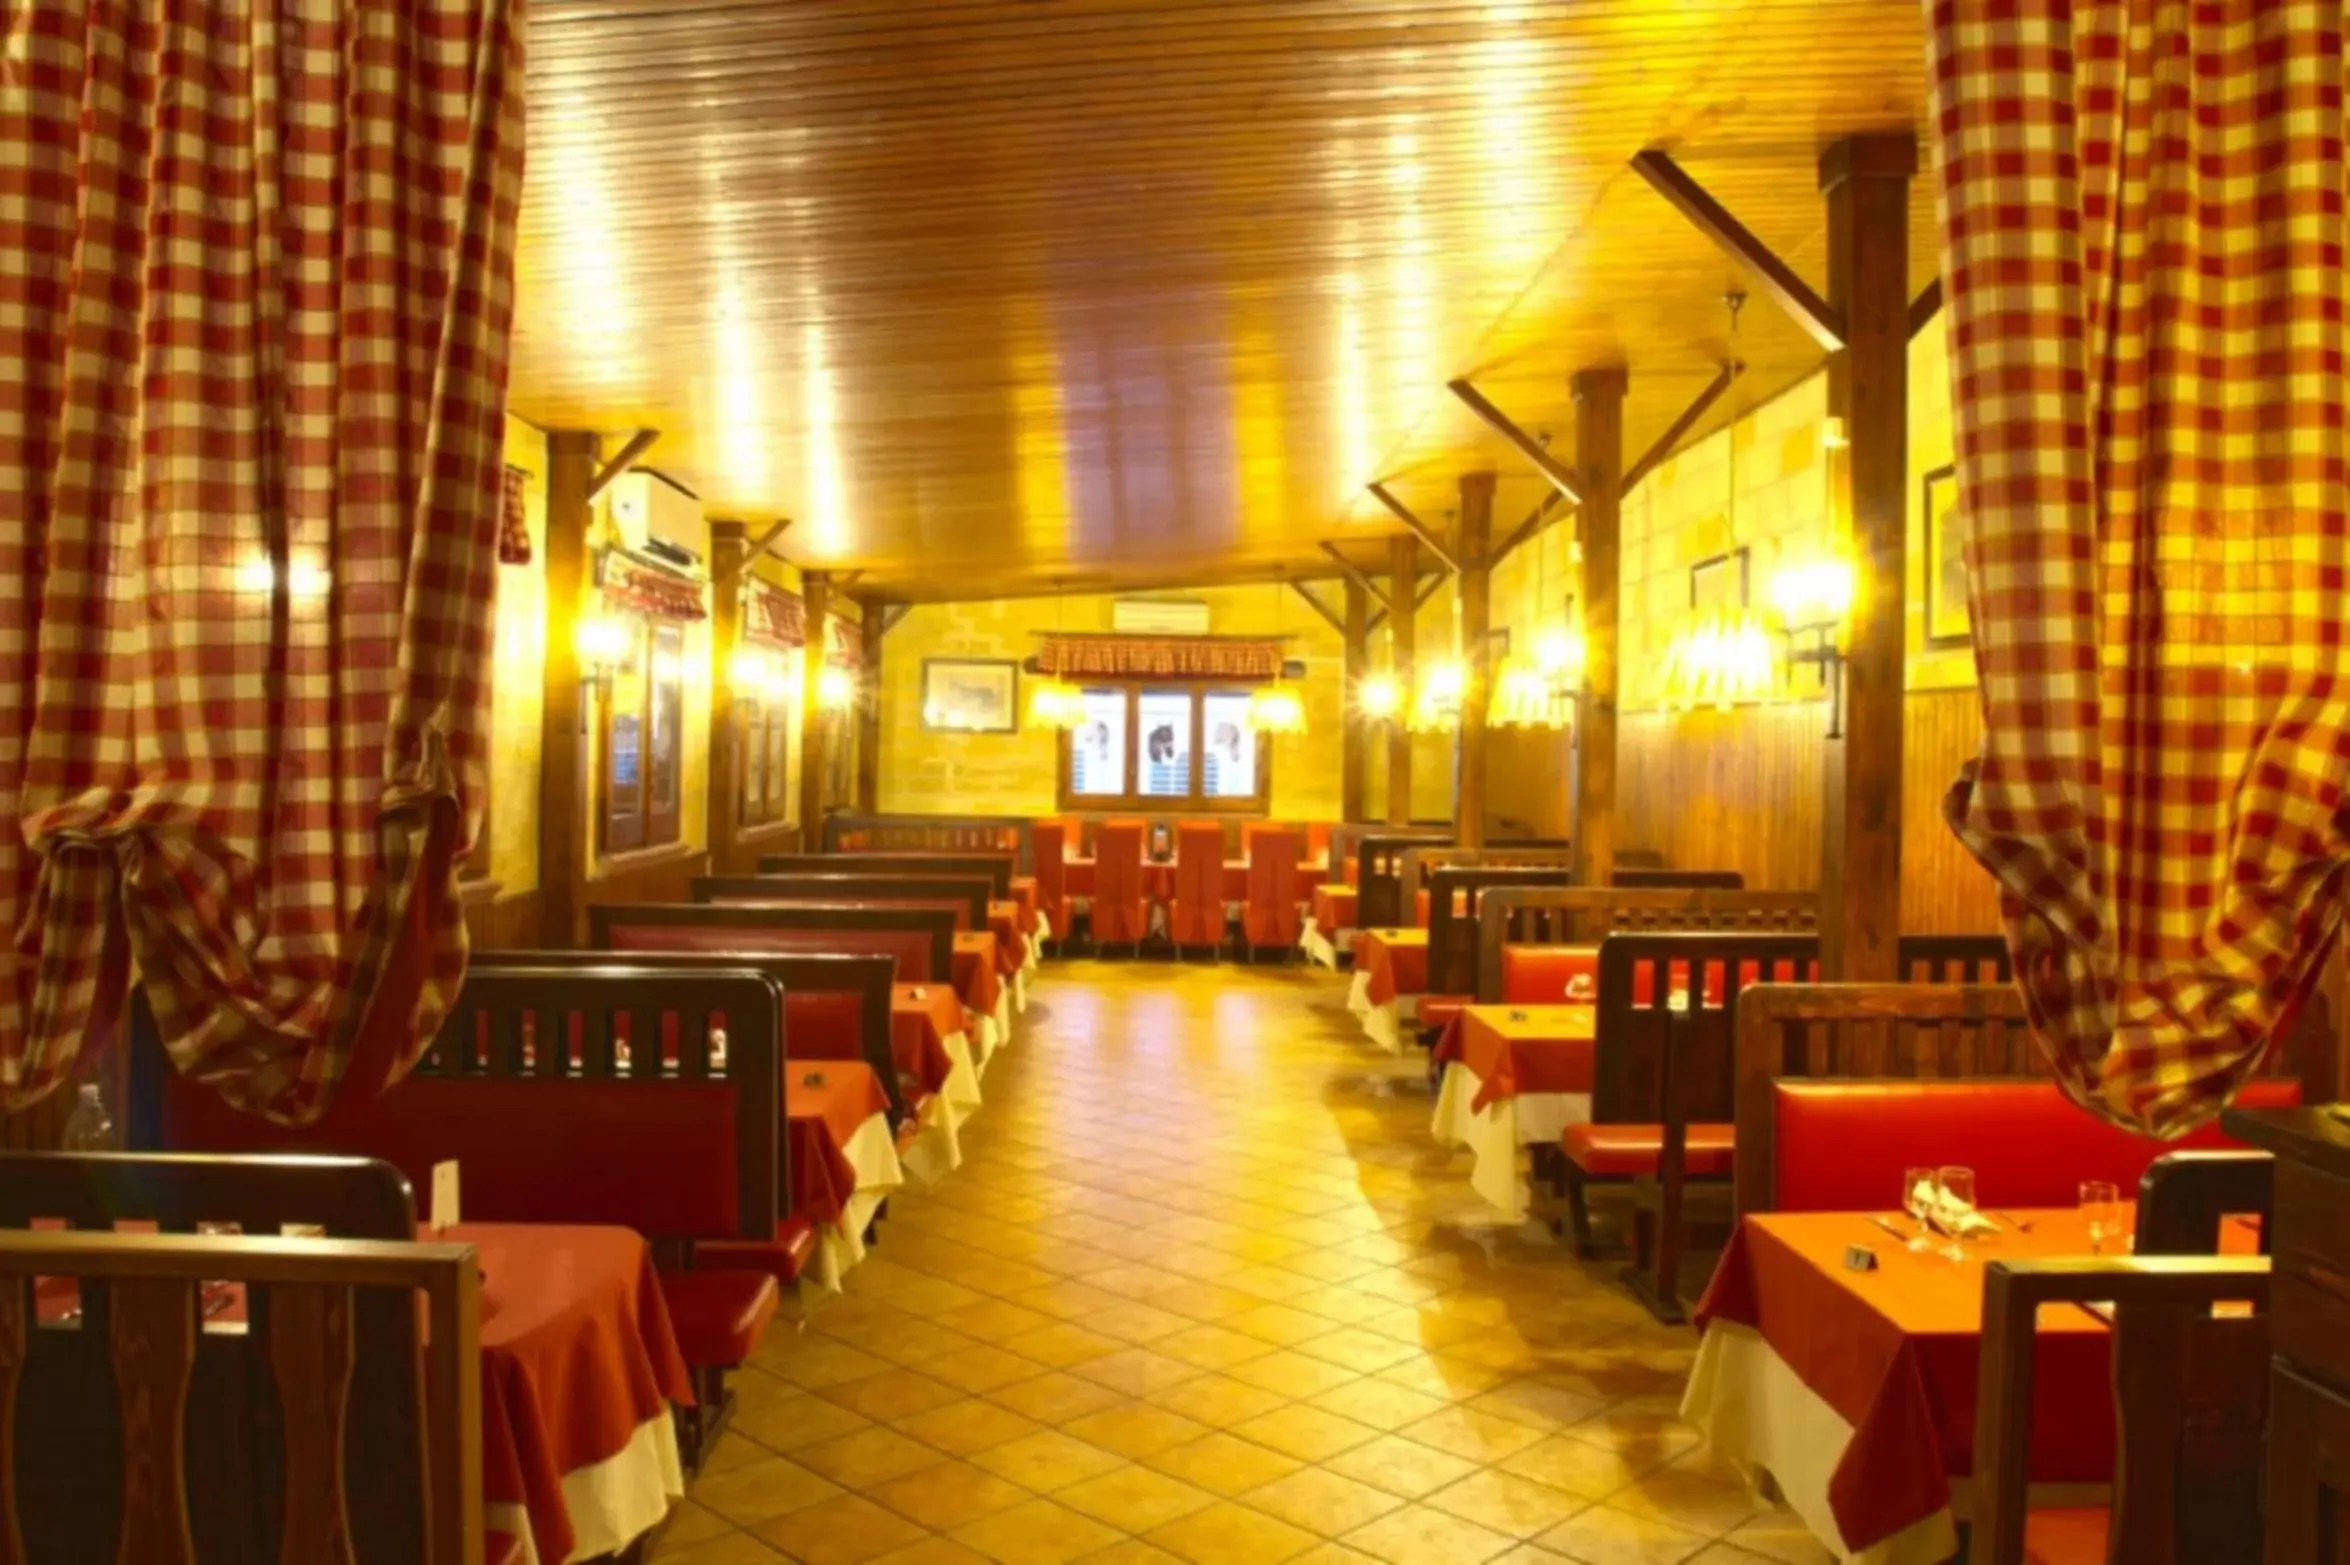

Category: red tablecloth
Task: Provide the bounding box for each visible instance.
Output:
[1356,929,1428,1006]
[952,933,1002,1020]
[1695,1210,2137,1554]
[458,1223,693,1565]
[1311,884,1359,933]
[987,902,1028,974]
[1009,876,1040,932]
[892,983,964,1097]
[1449,1004,1596,1113]
[786,1066,890,1228]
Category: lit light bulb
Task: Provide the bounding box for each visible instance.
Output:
[1356,672,1401,720]
[1247,683,1306,735]
[817,665,856,711]
[1534,624,1585,682]
[1027,677,1083,730]
[1770,557,1856,629]
[577,614,631,669]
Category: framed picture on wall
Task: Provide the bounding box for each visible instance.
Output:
[1689,547,1750,611]
[1923,464,1970,645]
[921,658,1020,733]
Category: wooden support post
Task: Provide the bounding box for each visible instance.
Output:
[1572,370,1627,889]
[707,523,748,871]
[1455,472,1496,849]
[538,431,598,947]
[1342,578,1369,822]
[857,606,884,814]
[1386,536,1417,825]
[1819,133,1916,981]
[798,571,832,842]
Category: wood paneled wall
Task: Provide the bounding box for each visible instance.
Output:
[461,882,546,953]
[1615,689,1998,934]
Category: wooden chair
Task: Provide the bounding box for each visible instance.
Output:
[2136,1150,2273,1256]
[1355,832,1456,928]
[757,852,1014,898]
[1239,826,1304,959]
[1418,865,1580,1004]
[0,1225,486,1565]
[1729,980,2305,1220]
[1610,869,1743,889]
[821,813,1032,869]
[1974,1255,2270,1565]
[1169,820,1228,954]
[591,902,956,987]
[1730,980,2033,1217]
[1474,887,1819,1005]
[1090,819,1150,952]
[1028,819,1072,948]
[1572,931,1821,1321]
[695,873,992,932]
[1897,931,2014,982]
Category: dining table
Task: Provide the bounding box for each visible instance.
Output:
[1683,1206,2256,1564]
[893,981,982,1185]
[1304,883,1358,967]
[460,1223,693,1565]
[1346,928,1428,1053]
[951,931,1010,1059]
[1061,855,1330,905]
[1429,1002,1596,1220]
[782,1064,903,1295]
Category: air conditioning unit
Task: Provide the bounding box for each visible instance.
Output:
[605,470,706,563]
[1112,598,1211,636]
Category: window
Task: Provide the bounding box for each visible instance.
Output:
[1056,683,1270,812]
[601,616,686,853]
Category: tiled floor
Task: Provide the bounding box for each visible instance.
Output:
[656,961,1832,1565]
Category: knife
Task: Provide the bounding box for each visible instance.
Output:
[1867,1215,1912,1244]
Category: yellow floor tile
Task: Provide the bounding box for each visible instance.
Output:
[1140,1432,1307,1497]
[1144,1500,1321,1564]
[793,1427,955,1489]
[1319,1434,1485,1500]
[950,1498,1126,1565]
[1055,1464,1220,1531]
[968,1431,1129,1493]
[1227,1404,1383,1463]
[751,1494,929,1565]
[1424,1470,1593,1539]
[822,1370,970,1423]
[1238,1466,1406,1536]
[1061,1401,1216,1459]
[863,1460,1034,1530]
[893,1398,1045,1458]
[1146,1373,1292,1428]
[1340,1503,1519,1565]
[690,1455,844,1526]
[1534,1503,1713,1565]
[988,1371,1130,1425]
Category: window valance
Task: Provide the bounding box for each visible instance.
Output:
[602,559,706,622]
[743,581,862,668]
[1038,634,1282,681]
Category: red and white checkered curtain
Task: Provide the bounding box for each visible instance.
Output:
[1930,0,2350,1134]
[0,0,525,1123]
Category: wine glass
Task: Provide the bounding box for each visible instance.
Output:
[2080,1180,2123,1255]
[1901,1167,1938,1252]
[1936,1166,1977,1258]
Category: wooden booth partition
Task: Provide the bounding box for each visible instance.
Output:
[1472,887,1822,1003]
[818,814,1034,871]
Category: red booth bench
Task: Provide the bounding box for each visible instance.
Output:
[130,965,789,1469]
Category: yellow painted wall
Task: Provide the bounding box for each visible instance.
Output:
[485,416,548,892]
[877,587,1344,820]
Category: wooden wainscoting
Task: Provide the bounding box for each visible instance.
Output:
[1618,703,1829,889]
[1901,687,2000,935]
[574,842,711,947]
[1616,690,1999,934]
[461,880,546,951]
[712,819,803,877]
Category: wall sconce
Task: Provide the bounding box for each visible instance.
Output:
[1407,659,1465,734]
[1768,554,1857,737]
[730,645,791,701]
[576,613,631,695]
[817,664,857,713]
[1355,671,1402,723]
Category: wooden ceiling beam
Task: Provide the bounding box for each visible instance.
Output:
[1367,482,1459,574]
[1318,541,1392,610]
[1363,568,1446,635]
[1624,360,1743,495]
[1445,379,1582,505]
[1630,150,1845,354]
[1290,580,1344,634]
[584,428,660,501]
[711,516,794,583]
[878,603,911,637]
[1908,277,1943,339]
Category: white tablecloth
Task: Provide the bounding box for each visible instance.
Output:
[900,1032,982,1188]
[1428,1063,1591,1222]
[805,1112,905,1299]
[488,1411,683,1565]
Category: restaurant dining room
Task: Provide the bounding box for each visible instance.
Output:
[6,0,2348,1561]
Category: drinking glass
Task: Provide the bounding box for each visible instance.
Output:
[2079,1180,2123,1255]
[1901,1167,1938,1252]
[1936,1166,1977,1257]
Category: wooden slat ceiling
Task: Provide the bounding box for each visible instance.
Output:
[517,0,1935,600]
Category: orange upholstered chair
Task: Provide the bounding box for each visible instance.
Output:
[1169,821,1228,951]
[1240,827,1302,955]
[1090,820,1149,950]
[1032,818,1072,941]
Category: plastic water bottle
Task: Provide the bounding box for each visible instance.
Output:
[62,1083,112,1152]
